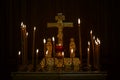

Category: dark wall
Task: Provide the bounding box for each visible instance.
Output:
[1,0,114,79]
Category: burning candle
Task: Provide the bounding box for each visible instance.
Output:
[87,41,90,66]
[20,22,27,65]
[36,49,39,65]
[43,38,46,56]
[18,51,21,64]
[78,18,82,65]
[87,47,90,66]
[95,38,100,70]
[62,52,64,65]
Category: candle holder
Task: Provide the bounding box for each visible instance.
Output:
[55,44,64,59]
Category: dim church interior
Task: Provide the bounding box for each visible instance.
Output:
[1,0,115,80]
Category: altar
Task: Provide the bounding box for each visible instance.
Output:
[12,13,106,80]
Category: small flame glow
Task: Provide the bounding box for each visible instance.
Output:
[93,36,95,40]
[90,30,92,34]
[78,18,80,24]
[43,38,46,43]
[97,38,100,44]
[87,48,90,52]
[24,25,26,28]
[34,27,36,31]
[18,51,21,55]
[71,49,73,53]
[46,50,48,55]
[36,49,39,54]
[21,22,23,26]
[62,52,64,56]
[58,43,62,46]
[88,41,90,45]
[95,40,98,45]
[26,32,28,36]
[52,36,55,41]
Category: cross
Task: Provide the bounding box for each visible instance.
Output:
[47,13,73,45]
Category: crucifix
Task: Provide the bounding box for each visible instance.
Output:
[47,13,73,45]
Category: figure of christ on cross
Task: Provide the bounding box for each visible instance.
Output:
[47,13,73,45]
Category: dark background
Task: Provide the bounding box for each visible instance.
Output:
[1,0,116,79]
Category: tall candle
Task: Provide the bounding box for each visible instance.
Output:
[36,49,39,65]
[25,32,28,64]
[32,27,36,65]
[93,36,95,69]
[21,22,24,64]
[87,41,90,66]
[78,18,82,65]
[20,22,27,64]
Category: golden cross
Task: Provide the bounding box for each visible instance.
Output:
[47,13,73,45]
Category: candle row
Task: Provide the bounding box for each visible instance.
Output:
[87,30,101,70]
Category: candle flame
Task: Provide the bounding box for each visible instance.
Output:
[95,40,98,45]
[52,36,55,41]
[90,30,92,34]
[87,48,90,52]
[78,18,80,24]
[88,41,90,45]
[26,32,28,36]
[21,22,23,26]
[46,50,48,55]
[36,49,39,54]
[62,52,64,56]
[97,38,100,44]
[43,38,46,43]
[18,51,21,55]
[71,49,73,53]
[93,36,95,40]
[58,43,62,46]
[34,27,36,31]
